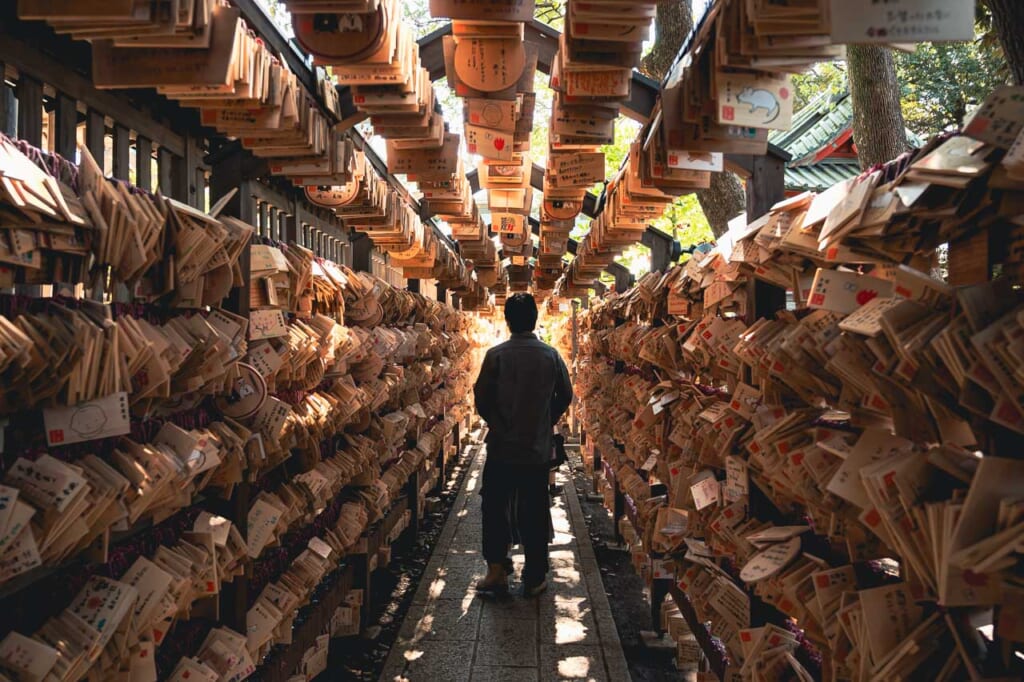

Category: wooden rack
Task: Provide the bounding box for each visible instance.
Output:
[0,5,477,680]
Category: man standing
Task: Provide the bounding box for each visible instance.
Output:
[473,293,574,597]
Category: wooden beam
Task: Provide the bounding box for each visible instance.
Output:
[206,147,251,635]
[641,227,680,273]
[268,206,279,241]
[605,261,635,293]
[746,153,786,219]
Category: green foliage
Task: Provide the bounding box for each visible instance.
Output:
[433,78,464,136]
[530,72,555,167]
[793,62,847,112]
[400,0,448,37]
[894,35,1009,137]
[259,0,294,37]
[535,0,566,29]
[618,243,651,277]
[570,216,590,242]
[651,194,714,250]
[600,118,640,178]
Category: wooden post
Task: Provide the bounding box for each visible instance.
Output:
[16,73,42,147]
[85,109,105,166]
[194,166,207,211]
[745,151,788,319]
[351,233,372,272]
[0,63,15,138]
[184,134,203,208]
[157,147,174,197]
[112,124,130,181]
[284,212,298,245]
[259,201,271,239]
[208,149,252,633]
[171,151,190,204]
[135,135,152,192]
[54,93,77,160]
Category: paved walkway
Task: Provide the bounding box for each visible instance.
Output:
[380,440,630,682]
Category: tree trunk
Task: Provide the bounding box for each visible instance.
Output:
[641,0,746,238]
[986,0,1024,85]
[693,173,744,238]
[641,1,693,80]
[847,44,908,169]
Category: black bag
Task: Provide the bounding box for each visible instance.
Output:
[549,433,567,470]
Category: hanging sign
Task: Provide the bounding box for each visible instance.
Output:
[829,0,975,44]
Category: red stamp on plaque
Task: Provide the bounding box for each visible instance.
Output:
[722,106,735,121]
[49,429,64,443]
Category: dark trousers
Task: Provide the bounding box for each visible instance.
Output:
[481,458,551,584]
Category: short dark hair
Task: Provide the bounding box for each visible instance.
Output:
[504,293,538,333]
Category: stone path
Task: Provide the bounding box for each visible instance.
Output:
[380,440,631,682]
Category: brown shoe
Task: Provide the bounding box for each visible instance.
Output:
[475,563,509,593]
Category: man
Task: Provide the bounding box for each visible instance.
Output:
[473,293,574,597]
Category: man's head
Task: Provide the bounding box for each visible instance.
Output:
[504,293,538,334]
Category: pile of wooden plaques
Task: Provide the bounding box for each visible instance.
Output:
[654,0,823,163]
[556,0,879,293]
[236,236,483,473]
[20,1,481,294]
[0,530,252,682]
[574,93,1024,681]
[0,128,488,680]
[17,0,218,47]
[540,0,655,292]
[19,4,350,188]
[285,0,488,287]
[427,0,542,292]
[302,150,468,288]
[560,132,717,293]
[0,135,92,289]
[1,135,253,303]
[292,0,447,147]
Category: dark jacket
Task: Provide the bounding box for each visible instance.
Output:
[473,332,573,465]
